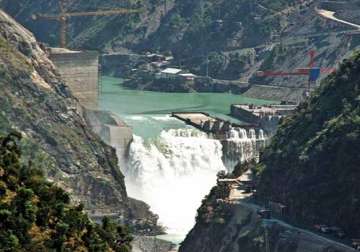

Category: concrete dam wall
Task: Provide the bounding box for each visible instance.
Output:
[49,48,99,109]
[83,109,133,166]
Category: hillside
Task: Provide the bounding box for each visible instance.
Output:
[0,132,133,251]
[0,0,164,51]
[0,0,338,93]
[0,0,295,51]
[3,1,359,91]
[256,50,360,236]
[0,9,159,232]
[179,51,360,252]
[180,189,355,252]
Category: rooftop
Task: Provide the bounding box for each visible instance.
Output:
[161,67,183,74]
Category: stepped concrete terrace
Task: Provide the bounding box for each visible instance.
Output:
[172,112,257,138]
[230,104,297,134]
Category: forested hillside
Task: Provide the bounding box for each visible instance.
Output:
[256,50,360,235]
[4,0,359,101]
[0,0,304,80]
[0,0,297,52]
[179,51,360,252]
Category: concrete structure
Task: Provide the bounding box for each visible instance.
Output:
[172,112,255,138]
[231,104,297,134]
[49,47,99,109]
[172,112,216,125]
[156,67,184,79]
[83,110,133,165]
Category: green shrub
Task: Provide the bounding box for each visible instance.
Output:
[0,133,133,251]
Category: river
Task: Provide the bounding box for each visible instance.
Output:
[99,76,275,244]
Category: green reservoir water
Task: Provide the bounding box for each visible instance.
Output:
[99,76,276,138]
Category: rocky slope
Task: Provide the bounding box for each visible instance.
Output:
[256,50,360,237]
[180,199,356,252]
[0,133,133,251]
[0,0,294,50]
[179,49,360,251]
[0,9,159,232]
[3,1,360,101]
[0,0,170,51]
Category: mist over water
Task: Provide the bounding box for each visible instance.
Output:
[99,76,274,242]
[124,129,225,236]
[123,127,267,238]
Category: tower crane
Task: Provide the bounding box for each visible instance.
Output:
[32,0,142,48]
[256,50,336,97]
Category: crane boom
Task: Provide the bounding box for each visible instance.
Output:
[33,0,142,48]
[257,69,309,77]
[259,67,336,77]
[256,50,337,100]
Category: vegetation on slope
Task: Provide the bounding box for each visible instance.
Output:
[0,0,296,50]
[0,132,133,251]
[0,9,161,233]
[0,8,129,214]
[0,0,299,79]
[256,51,360,235]
[7,0,347,86]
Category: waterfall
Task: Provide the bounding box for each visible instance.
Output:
[222,127,268,170]
[122,126,268,237]
[124,128,226,236]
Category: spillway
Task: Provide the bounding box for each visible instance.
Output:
[99,76,274,242]
[222,127,268,169]
[122,127,268,238]
[124,128,225,236]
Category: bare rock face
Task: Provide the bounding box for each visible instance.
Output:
[0,10,158,229]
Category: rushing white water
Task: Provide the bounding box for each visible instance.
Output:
[123,128,226,236]
[222,127,268,169]
[121,126,268,240]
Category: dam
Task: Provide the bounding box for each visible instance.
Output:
[99,76,275,244]
[171,112,257,138]
[230,104,297,134]
[49,47,100,109]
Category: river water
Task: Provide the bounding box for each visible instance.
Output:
[99,76,275,244]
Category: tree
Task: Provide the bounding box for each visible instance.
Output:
[0,132,133,251]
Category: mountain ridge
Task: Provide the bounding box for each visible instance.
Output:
[0,9,159,233]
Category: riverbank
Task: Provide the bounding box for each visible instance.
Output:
[123,75,250,94]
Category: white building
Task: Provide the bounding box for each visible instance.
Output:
[156,67,183,79]
[155,67,197,81]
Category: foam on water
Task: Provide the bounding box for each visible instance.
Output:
[124,129,225,236]
[122,127,268,238]
[222,127,268,170]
